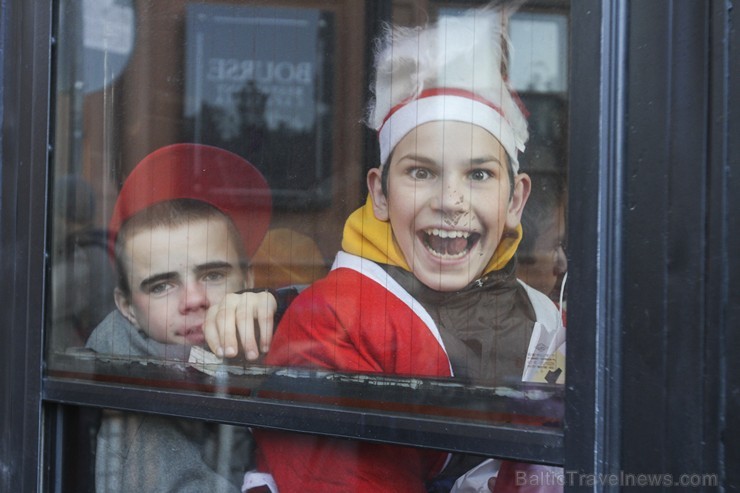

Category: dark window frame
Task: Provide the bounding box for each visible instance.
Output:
[1,0,737,492]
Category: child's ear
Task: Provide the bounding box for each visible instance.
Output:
[506,172,532,230]
[114,287,141,329]
[367,167,390,221]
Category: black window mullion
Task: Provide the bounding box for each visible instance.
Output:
[715,0,740,489]
[0,0,54,492]
[564,0,627,490]
[620,0,715,482]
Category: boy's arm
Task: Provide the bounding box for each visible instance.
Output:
[204,287,299,360]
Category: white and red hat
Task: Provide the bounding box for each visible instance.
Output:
[367,6,528,172]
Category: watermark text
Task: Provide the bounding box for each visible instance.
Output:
[516,469,718,488]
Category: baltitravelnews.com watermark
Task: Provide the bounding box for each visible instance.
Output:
[516,469,719,488]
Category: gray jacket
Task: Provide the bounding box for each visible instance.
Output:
[86,311,251,493]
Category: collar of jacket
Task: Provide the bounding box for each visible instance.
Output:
[381,258,520,307]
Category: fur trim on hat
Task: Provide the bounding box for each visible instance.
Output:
[366,3,528,170]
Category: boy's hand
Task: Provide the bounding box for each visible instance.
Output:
[204,291,276,360]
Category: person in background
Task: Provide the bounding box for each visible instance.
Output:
[50,174,116,350]
[517,173,567,304]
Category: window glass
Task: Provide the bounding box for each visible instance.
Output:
[48,0,569,485]
[54,404,253,492]
[97,411,250,491]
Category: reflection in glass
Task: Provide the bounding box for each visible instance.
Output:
[48,1,570,487]
[182,4,335,209]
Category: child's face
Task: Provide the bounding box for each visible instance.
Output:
[114,218,248,345]
[369,121,529,291]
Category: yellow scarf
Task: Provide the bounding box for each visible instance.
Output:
[341,195,521,276]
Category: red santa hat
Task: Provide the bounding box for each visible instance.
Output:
[366,5,528,172]
[109,143,271,258]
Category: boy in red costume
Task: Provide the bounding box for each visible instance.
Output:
[236,6,565,492]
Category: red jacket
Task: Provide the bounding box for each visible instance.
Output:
[248,252,564,493]
[253,253,451,492]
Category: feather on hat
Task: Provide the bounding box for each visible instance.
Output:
[366,4,528,171]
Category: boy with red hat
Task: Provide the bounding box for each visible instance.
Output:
[86,143,282,493]
[241,5,565,493]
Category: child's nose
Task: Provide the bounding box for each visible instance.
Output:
[435,179,470,215]
[179,281,209,313]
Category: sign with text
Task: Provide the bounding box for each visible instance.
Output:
[184,5,334,209]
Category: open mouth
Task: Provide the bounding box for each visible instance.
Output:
[421,228,481,259]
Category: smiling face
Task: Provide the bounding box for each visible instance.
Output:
[114,218,249,346]
[368,120,530,291]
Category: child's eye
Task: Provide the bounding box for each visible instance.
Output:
[409,168,433,180]
[202,271,227,283]
[149,282,174,295]
[469,169,494,181]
